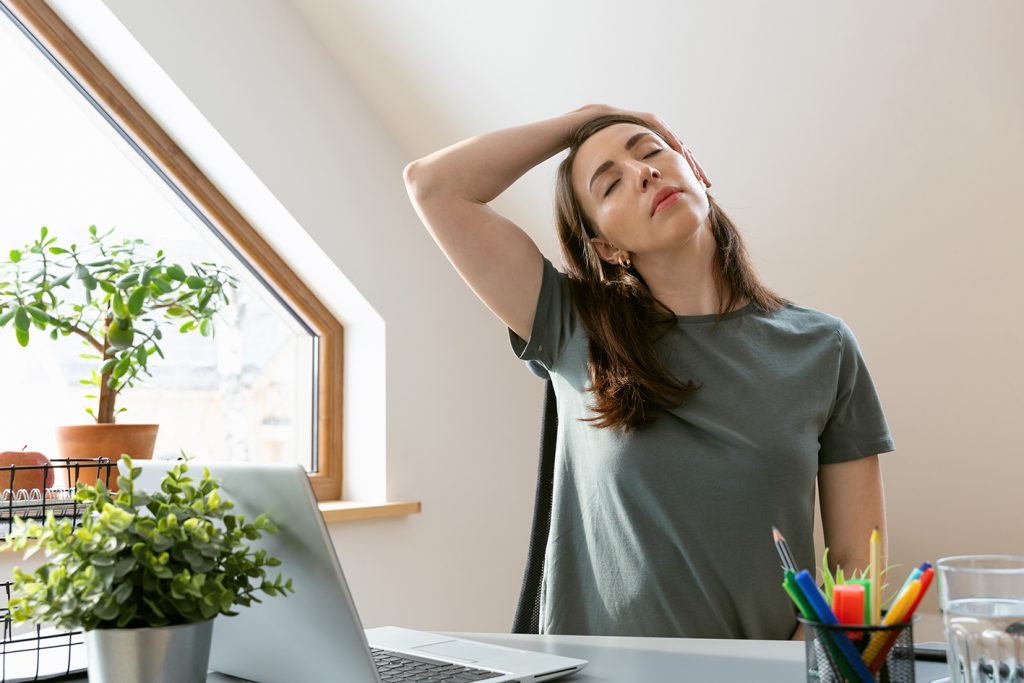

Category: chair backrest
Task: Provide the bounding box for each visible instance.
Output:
[512,378,558,634]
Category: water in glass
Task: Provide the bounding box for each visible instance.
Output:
[944,598,1024,682]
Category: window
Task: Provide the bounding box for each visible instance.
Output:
[0,0,344,500]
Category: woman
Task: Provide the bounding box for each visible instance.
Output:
[403,104,894,640]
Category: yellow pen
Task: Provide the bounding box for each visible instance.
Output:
[869,528,881,624]
[862,579,922,665]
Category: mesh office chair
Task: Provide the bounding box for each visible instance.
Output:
[512,378,558,634]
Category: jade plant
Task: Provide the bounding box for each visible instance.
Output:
[0,455,293,630]
[0,226,238,422]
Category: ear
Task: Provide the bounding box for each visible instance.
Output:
[590,238,628,266]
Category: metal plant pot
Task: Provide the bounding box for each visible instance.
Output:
[85,618,214,683]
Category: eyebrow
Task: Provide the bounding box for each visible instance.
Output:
[588,132,658,195]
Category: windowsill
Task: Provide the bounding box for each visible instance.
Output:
[318,499,421,523]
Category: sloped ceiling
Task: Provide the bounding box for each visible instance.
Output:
[287,0,1023,266]
[286,0,836,260]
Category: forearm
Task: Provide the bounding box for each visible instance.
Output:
[819,456,888,577]
[405,106,602,204]
[828,538,885,580]
[823,503,887,579]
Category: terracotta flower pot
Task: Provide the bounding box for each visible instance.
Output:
[54,424,159,491]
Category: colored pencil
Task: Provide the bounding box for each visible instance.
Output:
[869,528,881,624]
[771,526,798,573]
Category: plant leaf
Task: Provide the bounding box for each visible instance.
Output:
[24,305,49,324]
[13,307,29,332]
[112,290,130,319]
[150,277,173,294]
[127,287,147,315]
[116,273,139,289]
[820,546,834,602]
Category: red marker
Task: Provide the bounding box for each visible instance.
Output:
[832,584,866,640]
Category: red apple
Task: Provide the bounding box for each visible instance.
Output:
[0,449,55,493]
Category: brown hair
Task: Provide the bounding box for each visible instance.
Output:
[554,114,790,431]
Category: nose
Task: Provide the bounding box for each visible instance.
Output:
[633,161,660,192]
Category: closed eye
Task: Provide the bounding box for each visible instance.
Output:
[603,148,663,197]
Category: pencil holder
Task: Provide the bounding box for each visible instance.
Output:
[800,615,917,683]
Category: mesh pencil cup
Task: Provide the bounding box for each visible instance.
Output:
[799,615,917,683]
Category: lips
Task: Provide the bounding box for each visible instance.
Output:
[651,186,683,216]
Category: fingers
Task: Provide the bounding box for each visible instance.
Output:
[649,115,711,188]
[684,146,712,189]
[649,114,684,154]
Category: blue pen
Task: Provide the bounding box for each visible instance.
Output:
[794,570,875,683]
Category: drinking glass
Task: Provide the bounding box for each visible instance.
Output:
[937,556,1024,683]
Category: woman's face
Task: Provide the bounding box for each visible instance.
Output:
[571,123,709,265]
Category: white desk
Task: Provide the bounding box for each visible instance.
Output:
[50,633,953,682]
[456,633,952,682]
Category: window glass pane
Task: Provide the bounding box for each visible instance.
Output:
[0,15,316,470]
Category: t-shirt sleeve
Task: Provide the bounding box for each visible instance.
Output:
[818,320,896,464]
[508,257,577,375]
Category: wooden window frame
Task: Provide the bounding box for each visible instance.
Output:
[2,0,344,501]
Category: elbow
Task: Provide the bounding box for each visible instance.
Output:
[403,160,433,199]
[402,160,419,187]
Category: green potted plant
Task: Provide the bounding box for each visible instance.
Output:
[1,455,293,683]
[0,226,237,477]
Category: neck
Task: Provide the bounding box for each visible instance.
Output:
[635,219,748,316]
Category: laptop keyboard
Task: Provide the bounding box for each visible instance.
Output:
[371,647,505,682]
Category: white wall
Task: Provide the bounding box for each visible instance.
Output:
[31,0,1024,642]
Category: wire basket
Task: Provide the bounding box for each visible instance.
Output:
[0,581,85,682]
[0,458,115,680]
[801,615,917,683]
[0,458,115,538]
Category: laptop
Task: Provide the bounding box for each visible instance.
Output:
[130,461,587,683]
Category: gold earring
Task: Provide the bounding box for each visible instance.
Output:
[621,257,632,269]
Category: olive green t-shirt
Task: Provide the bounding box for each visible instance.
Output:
[509,259,895,639]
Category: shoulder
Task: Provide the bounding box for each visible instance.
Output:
[542,257,572,290]
[758,302,847,340]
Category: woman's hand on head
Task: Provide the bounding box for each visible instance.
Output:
[571,104,713,188]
